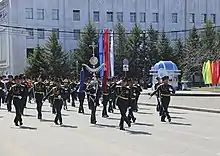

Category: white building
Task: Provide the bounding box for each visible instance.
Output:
[0,0,219,75]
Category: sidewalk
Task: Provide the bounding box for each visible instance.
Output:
[142,89,220,96]
[139,90,220,114]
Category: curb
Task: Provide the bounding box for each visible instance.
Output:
[142,93,220,97]
[138,103,220,114]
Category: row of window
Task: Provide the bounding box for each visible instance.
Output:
[26,28,81,40]
[25,8,217,24]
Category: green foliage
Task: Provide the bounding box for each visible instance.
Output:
[25,45,49,77]
[114,22,128,76]
[127,24,143,78]
[45,32,70,77]
[157,31,173,61]
[75,22,98,69]
[145,25,159,66]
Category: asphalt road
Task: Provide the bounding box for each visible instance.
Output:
[0,98,219,156]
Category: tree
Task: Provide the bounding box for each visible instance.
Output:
[157,31,173,61]
[127,24,143,78]
[114,22,128,76]
[25,45,49,77]
[182,25,201,81]
[45,32,70,77]
[200,20,217,60]
[145,25,159,66]
[173,38,184,69]
[75,22,98,68]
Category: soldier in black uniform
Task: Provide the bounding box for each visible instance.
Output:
[102,81,110,118]
[34,76,46,119]
[62,79,71,110]
[108,79,116,113]
[7,75,26,126]
[150,76,175,122]
[116,78,131,130]
[43,78,65,125]
[48,81,56,114]
[127,79,137,123]
[78,82,87,114]
[20,75,28,115]
[69,80,78,107]
[154,77,162,114]
[6,75,14,112]
[0,76,5,108]
[133,79,142,112]
[86,78,99,124]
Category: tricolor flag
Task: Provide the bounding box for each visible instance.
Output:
[99,31,104,77]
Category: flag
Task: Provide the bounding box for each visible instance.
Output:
[103,29,109,89]
[205,60,212,85]
[202,61,207,84]
[99,32,104,77]
[110,30,114,77]
[217,61,220,84]
[79,68,85,92]
[212,61,218,85]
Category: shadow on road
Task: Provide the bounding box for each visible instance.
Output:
[62,114,70,117]
[11,125,37,130]
[133,122,154,127]
[169,111,188,115]
[138,107,151,111]
[40,119,54,123]
[171,116,186,120]
[23,114,36,117]
[92,123,117,129]
[60,124,78,129]
[126,129,152,135]
[170,122,192,126]
[65,109,77,112]
[107,117,120,121]
[25,107,51,113]
[136,111,153,115]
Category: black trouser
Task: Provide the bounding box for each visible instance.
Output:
[71,91,77,107]
[63,99,68,110]
[108,99,114,113]
[102,95,109,117]
[54,99,63,124]
[13,98,23,125]
[161,96,171,121]
[112,96,116,109]
[0,92,4,107]
[49,96,56,114]
[35,93,44,119]
[128,99,136,122]
[7,95,13,112]
[90,95,97,124]
[117,97,130,129]
[21,96,27,114]
[87,94,91,109]
[78,92,85,113]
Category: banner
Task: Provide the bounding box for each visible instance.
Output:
[103,29,109,89]
[79,69,85,92]
[110,30,114,77]
[98,32,104,77]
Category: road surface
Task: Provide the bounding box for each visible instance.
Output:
[0,98,219,156]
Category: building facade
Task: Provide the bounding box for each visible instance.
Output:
[0,0,219,75]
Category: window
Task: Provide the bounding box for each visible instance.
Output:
[52,28,59,39]
[93,11,99,22]
[26,28,34,39]
[73,29,80,40]
[52,9,59,20]
[201,13,207,23]
[211,14,216,24]
[73,10,80,21]
[37,9,44,20]
[171,31,178,41]
[37,29,44,39]
[130,12,136,23]
[152,13,159,23]
[189,13,195,23]
[172,13,178,23]
[107,12,113,22]
[25,8,33,19]
[117,12,123,22]
[140,12,146,23]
